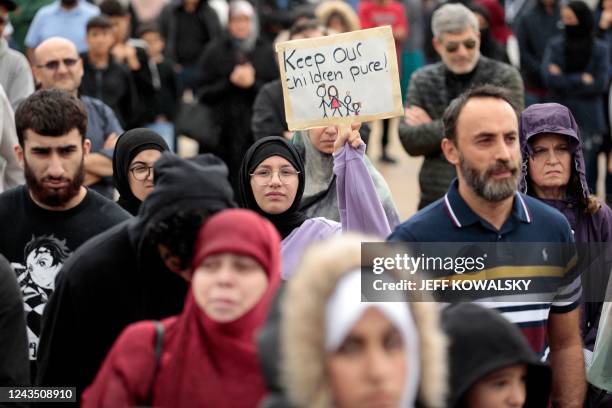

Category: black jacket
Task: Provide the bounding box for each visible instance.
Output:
[252,79,287,140]
[158,0,222,66]
[79,53,141,128]
[36,154,235,401]
[198,34,279,187]
[0,254,29,388]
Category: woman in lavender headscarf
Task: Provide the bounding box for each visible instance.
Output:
[519,103,612,354]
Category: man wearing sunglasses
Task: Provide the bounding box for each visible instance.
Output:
[0,0,34,109]
[33,37,124,199]
[398,3,524,210]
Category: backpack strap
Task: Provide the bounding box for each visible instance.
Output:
[145,321,164,407]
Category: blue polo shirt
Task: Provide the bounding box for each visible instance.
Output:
[25,0,99,52]
[388,179,581,355]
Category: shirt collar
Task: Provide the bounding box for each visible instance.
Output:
[444,179,532,228]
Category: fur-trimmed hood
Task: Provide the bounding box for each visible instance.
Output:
[315,0,361,32]
[281,234,447,408]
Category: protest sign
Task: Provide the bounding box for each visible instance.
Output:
[276,26,404,130]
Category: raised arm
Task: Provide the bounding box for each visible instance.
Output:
[333,123,391,238]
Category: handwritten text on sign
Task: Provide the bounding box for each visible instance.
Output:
[276,26,403,130]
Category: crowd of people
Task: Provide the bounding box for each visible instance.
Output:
[0,0,611,407]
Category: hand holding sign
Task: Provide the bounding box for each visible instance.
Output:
[333,122,362,153]
[276,26,403,130]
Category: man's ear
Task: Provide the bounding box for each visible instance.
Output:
[83,138,91,156]
[441,137,459,166]
[157,243,190,279]
[14,144,24,168]
[433,36,443,56]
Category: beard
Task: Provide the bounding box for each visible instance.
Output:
[24,157,85,207]
[460,154,520,202]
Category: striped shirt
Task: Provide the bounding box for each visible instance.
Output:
[388,179,581,355]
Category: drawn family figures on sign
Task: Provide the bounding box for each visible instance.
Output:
[316,83,362,118]
[276,26,403,130]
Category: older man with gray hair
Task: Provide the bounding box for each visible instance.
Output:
[399,3,524,209]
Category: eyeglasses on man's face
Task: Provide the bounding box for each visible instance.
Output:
[129,165,154,181]
[250,167,300,186]
[444,38,477,53]
[37,58,79,71]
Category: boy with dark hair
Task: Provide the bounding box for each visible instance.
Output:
[138,23,181,151]
[0,89,129,378]
[100,0,155,127]
[79,15,139,129]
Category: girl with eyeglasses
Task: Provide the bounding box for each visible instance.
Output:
[238,124,391,278]
[112,128,169,215]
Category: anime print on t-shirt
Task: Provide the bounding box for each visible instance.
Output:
[11,234,71,360]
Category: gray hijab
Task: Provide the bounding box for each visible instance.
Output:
[292,131,400,228]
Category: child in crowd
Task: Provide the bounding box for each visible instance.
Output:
[80,15,138,129]
[138,23,181,151]
[443,303,552,408]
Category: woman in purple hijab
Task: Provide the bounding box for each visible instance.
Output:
[519,103,612,353]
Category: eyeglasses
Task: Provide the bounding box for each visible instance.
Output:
[37,58,79,71]
[250,168,300,186]
[444,39,477,53]
[129,165,154,181]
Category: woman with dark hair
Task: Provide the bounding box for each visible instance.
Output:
[541,0,610,193]
[239,125,391,277]
[112,128,170,215]
[82,209,282,407]
[519,103,612,352]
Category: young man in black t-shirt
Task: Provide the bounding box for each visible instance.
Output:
[0,90,129,375]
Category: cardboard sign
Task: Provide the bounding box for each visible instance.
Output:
[276,26,403,130]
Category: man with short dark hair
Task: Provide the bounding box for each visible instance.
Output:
[399,3,524,209]
[36,153,235,399]
[390,85,586,407]
[0,89,129,376]
[33,37,124,198]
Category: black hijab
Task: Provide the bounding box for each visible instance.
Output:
[112,128,170,215]
[239,136,308,239]
[564,0,595,73]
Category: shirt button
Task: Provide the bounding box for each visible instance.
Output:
[497,235,502,240]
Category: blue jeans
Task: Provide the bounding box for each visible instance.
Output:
[146,122,175,152]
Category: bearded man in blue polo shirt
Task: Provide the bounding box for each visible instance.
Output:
[389,84,586,408]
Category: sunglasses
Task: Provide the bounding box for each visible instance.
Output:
[37,58,79,71]
[444,39,477,53]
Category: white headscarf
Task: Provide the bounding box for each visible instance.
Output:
[325,269,421,407]
[228,0,259,53]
